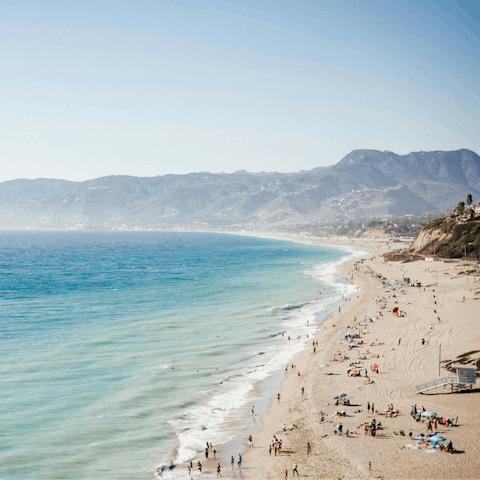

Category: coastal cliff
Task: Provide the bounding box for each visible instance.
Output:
[408,216,480,259]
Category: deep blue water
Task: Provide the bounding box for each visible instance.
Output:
[0,231,350,479]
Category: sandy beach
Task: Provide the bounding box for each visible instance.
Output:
[235,247,480,479]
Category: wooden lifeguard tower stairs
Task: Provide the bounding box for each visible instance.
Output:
[416,364,477,394]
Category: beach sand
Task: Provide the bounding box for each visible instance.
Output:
[236,249,480,479]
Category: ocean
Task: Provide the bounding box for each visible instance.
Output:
[0,231,359,479]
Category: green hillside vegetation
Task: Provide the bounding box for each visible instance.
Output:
[416,218,480,259]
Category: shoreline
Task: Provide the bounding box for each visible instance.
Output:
[157,232,376,479]
[239,245,480,479]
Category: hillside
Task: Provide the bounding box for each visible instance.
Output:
[0,178,77,203]
[0,149,478,230]
[311,208,451,238]
[408,216,480,260]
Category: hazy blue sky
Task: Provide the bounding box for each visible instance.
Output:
[2,0,479,181]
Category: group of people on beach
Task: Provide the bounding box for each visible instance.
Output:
[269,435,283,455]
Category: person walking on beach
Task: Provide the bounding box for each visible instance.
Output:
[398,338,401,346]
[292,462,299,476]
[231,456,234,469]
[285,468,288,479]
[237,454,242,468]
[367,402,370,413]
[307,442,311,455]
[269,444,272,456]
[252,406,254,415]
[213,448,216,458]
[198,461,202,473]
[216,462,221,477]
[277,393,281,402]
[205,448,209,459]
[372,403,375,414]
[248,435,253,448]
[301,387,304,395]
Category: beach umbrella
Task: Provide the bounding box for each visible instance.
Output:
[403,298,408,301]
[333,393,347,399]
[421,411,437,417]
[345,339,353,344]
[429,435,446,443]
[348,330,354,334]
[337,331,344,335]
[385,290,391,293]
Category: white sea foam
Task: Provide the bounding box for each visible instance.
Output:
[155,245,366,479]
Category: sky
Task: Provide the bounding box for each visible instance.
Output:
[1,0,479,181]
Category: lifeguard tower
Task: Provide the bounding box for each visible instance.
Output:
[415,364,477,394]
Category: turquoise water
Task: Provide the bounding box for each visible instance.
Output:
[0,231,353,479]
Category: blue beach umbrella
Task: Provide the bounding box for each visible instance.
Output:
[337,331,345,335]
[333,393,347,399]
[429,435,446,443]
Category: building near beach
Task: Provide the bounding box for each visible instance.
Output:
[425,254,439,262]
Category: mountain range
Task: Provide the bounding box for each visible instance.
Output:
[1,149,479,231]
